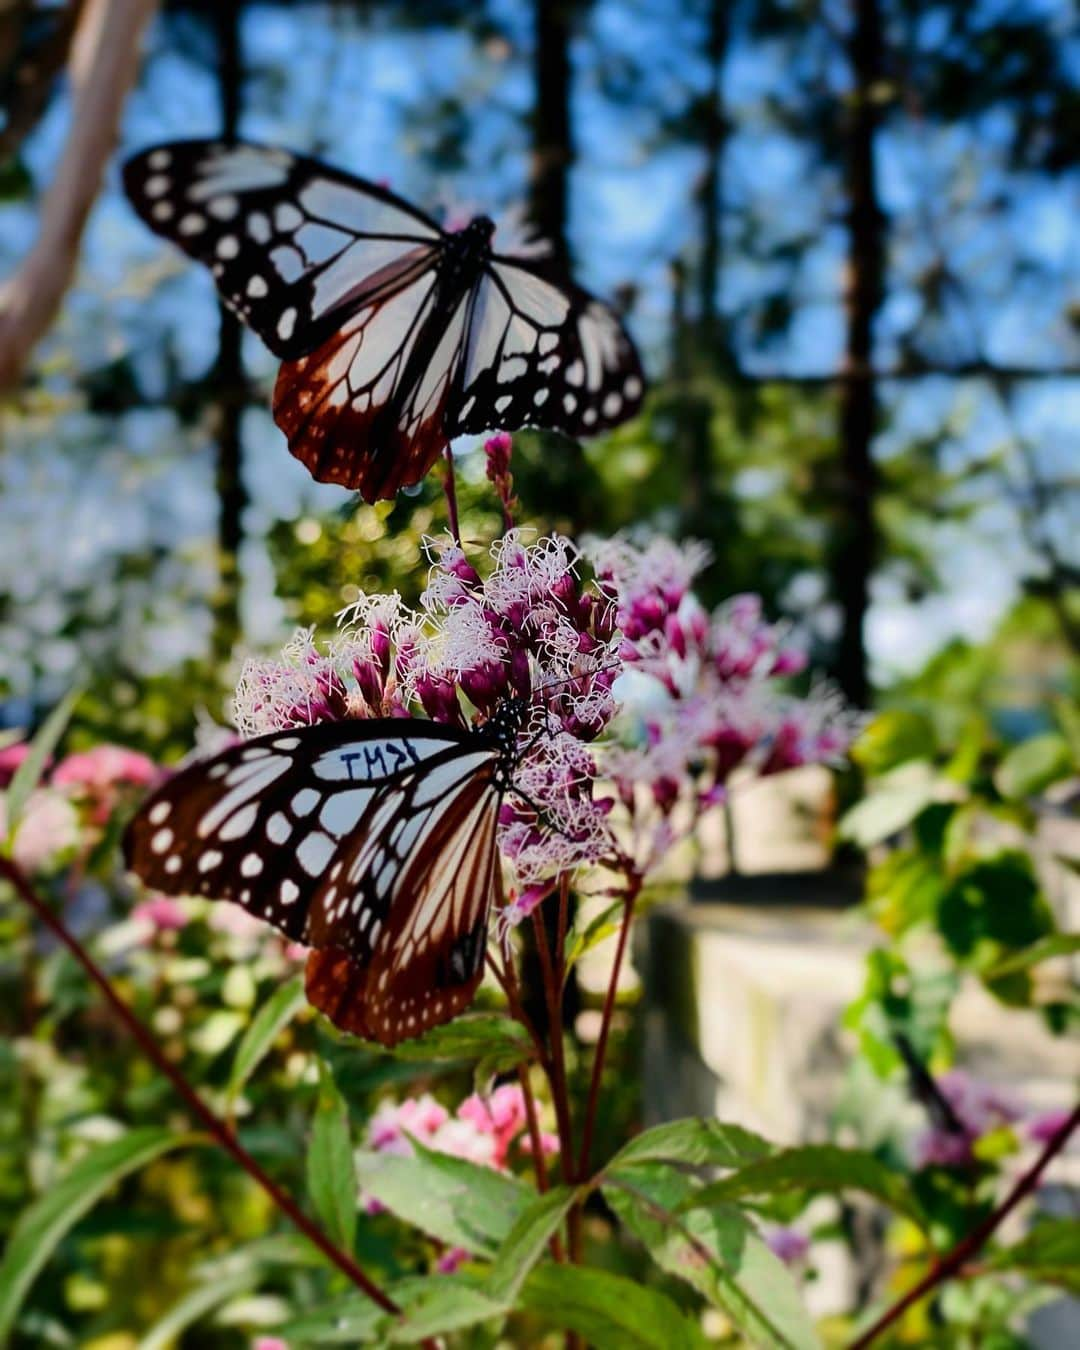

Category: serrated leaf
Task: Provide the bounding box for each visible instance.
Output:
[605,1164,818,1350]
[307,1063,357,1254]
[987,1218,1080,1292]
[226,975,306,1107]
[357,1014,532,1072]
[995,734,1074,801]
[985,933,1080,977]
[683,1144,925,1229]
[607,1117,772,1172]
[486,1186,578,1303]
[0,1127,194,1342]
[521,1263,711,1349]
[3,687,82,848]
[354,1141,528,1258]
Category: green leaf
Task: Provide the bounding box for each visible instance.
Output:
[226,975,307,1106]
[486,1186,578,1303]
[987,1219,1080,1293]
[307,1063,357,1254]
[358,1014,532,1073]
[0,1127,193,1342]
[272,1292,386,1343]
[354,1141,528,1258]
[136,1270,258,1350]
[521,1263,711,1349]
[606,1117,772,1172]
[838,766,941,849]
[853,710,937,774]
[995,734,1074,801]
[984,933,1080,977]
[275,1278,508,1345]
[3,687,82,848]
[564,899,624,978]
[683,1144,925,1229]
[605,1164,818,1350]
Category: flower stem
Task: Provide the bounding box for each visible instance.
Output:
[442,444,461,545]
[531,899,575,1186]
[577,878,639,1181]
[0,857,403,1320]
[848,1099,1080,1349]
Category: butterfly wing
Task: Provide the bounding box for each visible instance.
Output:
[122,139,444,359]
[447,256,645,440]
[305,759,501,1043]
[272,282,471,500]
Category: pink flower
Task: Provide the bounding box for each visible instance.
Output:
[0,741,31,787]
[435,1246,470,1275]
[52,745,158,791]
[132,895,187,934]
[1,789,81,873]
[1027,1109,1073,1145]
[253,1339,289,1350]
[459,1084,529,1166]
[914,1071,1022,1168]
[367,1094,449,1156]
[520,1130,560,1157]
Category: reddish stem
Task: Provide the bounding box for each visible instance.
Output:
[531,901,575,1186]
[442,444,461,545]
[577,878,639,1181]
[849,1100,1080,1349]
[0,857,404,1320]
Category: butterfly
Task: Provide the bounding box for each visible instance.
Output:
[122,140,646,502]
[123,700,528,1046]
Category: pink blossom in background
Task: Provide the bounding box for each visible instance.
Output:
[0,789,81,873]
[459,1083,529,1166]
[52,744,158,791]
[914,1070,1023,1168]
[132,895,187,934]
[0,741,31,787]
[520,1130,560,1157]
[435,1246,470,1275]
[366,1093,449,1157]
[252,1339,289,1350]
[1028,1109,1074,1145]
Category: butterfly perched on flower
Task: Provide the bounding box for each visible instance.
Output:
[122,140,646,502]
[123,701,528,1046]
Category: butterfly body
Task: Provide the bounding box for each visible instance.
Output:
[124,140,645,501]
[124,701,528,1044]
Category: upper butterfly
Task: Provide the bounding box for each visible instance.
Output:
[123,140,646,502]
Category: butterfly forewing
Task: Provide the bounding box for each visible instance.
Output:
[123,140,443,359]
[448,258,645,439]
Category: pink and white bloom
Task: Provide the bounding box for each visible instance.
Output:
[0,788,81,873]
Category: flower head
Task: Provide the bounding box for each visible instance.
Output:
[914,1071,1022,1168]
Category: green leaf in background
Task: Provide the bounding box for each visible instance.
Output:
[3,686,82,848]
[486,1185,578,1303]
[838,764,944,849]
[853,710,937,774]
[564,898,625,979]
[0,1126,194,1344]
[136,1270,259,1350]
[605,1116,772,1172]
[354,1141,529,1257]
[683,1144,926,1229]
[274,1277,509,1345]
[985,933,1080,978]
[307,1062,358,1255]
[355,1014,533,1072]
[271,1292,387,1343]
[605,1163,819,1350]
[987,1218,1080,1293]
[226,975,307,1107]
[521,1263,712,1349]
[994,733,1074,800]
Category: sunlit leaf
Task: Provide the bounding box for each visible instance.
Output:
[985,933,1080,977]
[0,1127,194,1343]
[605,1163,819,1350]
[606,1117,771,1172]
[683,1144,926,1228]
[354,1141,528,1257]
[3,686,82,849]
[307,1062,357,1253]
[564,899,624,979]
[520,1263,711,1349]
[226,975,307,1106]
[486,1186,578,1303]
[994,734,1073,801]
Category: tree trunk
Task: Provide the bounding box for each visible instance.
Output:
[529,0,573,268]
[833,0,885,708]
[210,7,247,670]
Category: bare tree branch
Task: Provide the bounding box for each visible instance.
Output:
[0,0,157,392]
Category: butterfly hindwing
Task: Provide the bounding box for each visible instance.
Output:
[123,139,443,359]
[448,257,645,439]
[123,718,507,1044]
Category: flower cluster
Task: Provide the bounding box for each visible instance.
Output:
[588,534,861,855]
